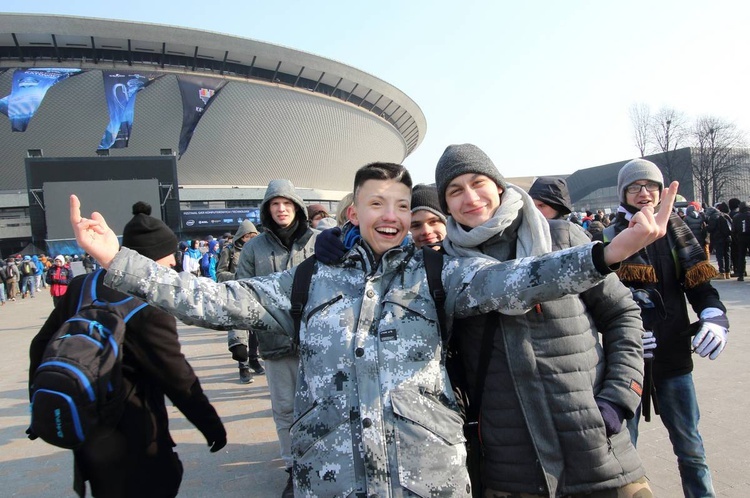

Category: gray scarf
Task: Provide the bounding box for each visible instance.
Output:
[442,184,552,259]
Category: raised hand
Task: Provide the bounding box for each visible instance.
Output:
[69,195,120,269]
[603,181,679,265]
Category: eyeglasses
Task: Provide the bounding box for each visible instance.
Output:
[625,182,661,194]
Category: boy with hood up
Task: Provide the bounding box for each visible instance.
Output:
[235,179,317,498]
[200,239,220,281]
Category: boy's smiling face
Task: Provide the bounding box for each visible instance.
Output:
[350,179,411,257]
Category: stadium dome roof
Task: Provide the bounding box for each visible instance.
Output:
[0,13,426,192]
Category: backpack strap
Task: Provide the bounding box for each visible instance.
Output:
[291,256,317,345]
[77,269,148,321]
[290,250,447,352]
[422,247,448,348]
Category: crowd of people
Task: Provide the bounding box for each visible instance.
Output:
[17,148,744,498]
[1,253,89,305]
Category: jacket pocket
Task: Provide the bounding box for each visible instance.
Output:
[290,394,356,497]
[391,387,470,497]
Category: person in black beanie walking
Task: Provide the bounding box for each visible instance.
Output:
[30,201,226,498]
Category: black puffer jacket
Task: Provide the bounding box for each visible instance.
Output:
[684,206,707,245]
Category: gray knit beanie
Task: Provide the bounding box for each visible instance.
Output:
[617,159,664,204]
[411,184,447,224]
[435,144,506,213]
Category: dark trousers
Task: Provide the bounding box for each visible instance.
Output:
[74,427,183,498]
[714,239,731,274]
[736,236,750,278]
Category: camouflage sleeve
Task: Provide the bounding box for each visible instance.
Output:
[104,247,295,335]
[446,242,610,317]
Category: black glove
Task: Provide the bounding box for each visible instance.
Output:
[26,427,38,441]
[230,344,249,362]
[207,432,227,453]
[315,227,346,264]
[596,398,626,437]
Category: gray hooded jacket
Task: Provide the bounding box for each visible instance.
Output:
[235,179,317,358]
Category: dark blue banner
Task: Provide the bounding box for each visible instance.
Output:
[180,208,260,230]
[98,71,160,150]
[176,75,227,158]
[0,68,82,131]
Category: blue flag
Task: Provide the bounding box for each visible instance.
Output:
[98,71,160,150]
[0,68,82,131]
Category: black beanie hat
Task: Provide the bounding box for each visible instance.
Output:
[122,204,178,261]
[435,144,506,214]
[411,184,447,223]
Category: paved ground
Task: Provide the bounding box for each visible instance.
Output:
[1,273,749,497]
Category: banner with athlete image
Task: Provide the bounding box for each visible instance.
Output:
[98,71,161,150]
[0,68,82,131]
[176,75,227,158]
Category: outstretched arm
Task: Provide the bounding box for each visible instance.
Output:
[602,181,678,265]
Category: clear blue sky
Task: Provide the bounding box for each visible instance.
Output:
[3,1,749,184]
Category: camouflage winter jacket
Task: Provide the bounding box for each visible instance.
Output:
[104,240,613,497]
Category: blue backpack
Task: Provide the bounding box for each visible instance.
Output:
[29,270,147,449]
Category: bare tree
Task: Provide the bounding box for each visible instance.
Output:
[650,108,691,184]
[629,103,651,157]
[691,116,749,205]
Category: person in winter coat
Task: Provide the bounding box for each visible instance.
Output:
[235,179,318,497]
[216,220,264,383]
[706,203,733,279]
[528,176,574,221]
[19,255,36,298]
[182,239,202,276]
[45,255,73,307]
[434,145,653,497]
[4,258,20,301]
[731,202,750,281]
[32,255,45,290]
[608,158,727,498]
[728,197,742,276]
[32,206,226,498]
[587,214,606,241]
[200,239,220,281]
[684,204,708,258]
[70,161,675,498]
[0,260,7,305]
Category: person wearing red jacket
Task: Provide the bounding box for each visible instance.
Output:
[45,255,72,307]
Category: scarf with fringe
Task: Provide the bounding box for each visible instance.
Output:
[611,206,717,288]
[442,184,551,259]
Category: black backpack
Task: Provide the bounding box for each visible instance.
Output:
[29,269,147,449]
